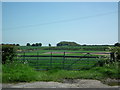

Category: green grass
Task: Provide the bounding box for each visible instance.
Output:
[2,59,119,83]
[30,61,119,82]
[2,61,39,83]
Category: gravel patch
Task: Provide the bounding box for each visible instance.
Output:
[2,79,119,88]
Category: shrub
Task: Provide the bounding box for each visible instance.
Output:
[2,45,17,64]
[109,47,120,62]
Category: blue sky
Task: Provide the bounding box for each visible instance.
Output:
[2,2,118,46]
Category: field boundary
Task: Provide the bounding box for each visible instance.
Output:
[16,52,109,71]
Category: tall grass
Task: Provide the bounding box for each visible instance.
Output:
[2,61,39,83]
[2,59,119,83]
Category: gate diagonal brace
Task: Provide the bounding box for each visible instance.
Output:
[65,53,99,70]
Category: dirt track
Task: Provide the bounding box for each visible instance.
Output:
[2,79,119,88]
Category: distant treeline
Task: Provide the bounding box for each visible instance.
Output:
[1,43,20,46]
[26,43,42,46]
[1,43,42,47]
[2,43,120,51]
[1,41,120,48]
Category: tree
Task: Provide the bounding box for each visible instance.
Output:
[30,43,42,46]
[114,43,120,47]
[35,43,39,46]
[38,43,42,46]
[26,43,30,46]
[32,44,35,46]
[16,44,20,46]
[49,44,51,47]
[83,44,87,46]
[13,44,16,46]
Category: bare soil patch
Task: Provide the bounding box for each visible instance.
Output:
[101,78,120,86]
[2,79,119,88]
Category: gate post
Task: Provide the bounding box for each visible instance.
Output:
[50,52,52,69]
[22,52,25,63]
[37,52,39,68]
[62,52,65,69]
[23,52,25,61]
[37,52,39,61]
[110,52,115,63]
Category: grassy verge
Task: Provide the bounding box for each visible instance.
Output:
[2,60,119,83]
[2,61,39,83]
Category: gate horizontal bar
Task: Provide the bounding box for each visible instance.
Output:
[18,55,100,58]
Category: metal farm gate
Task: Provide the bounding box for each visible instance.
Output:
[16,52,108,71]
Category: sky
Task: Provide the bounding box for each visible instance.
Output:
[2,2,118,46]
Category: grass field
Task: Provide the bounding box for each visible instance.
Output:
[18,45,112,51]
